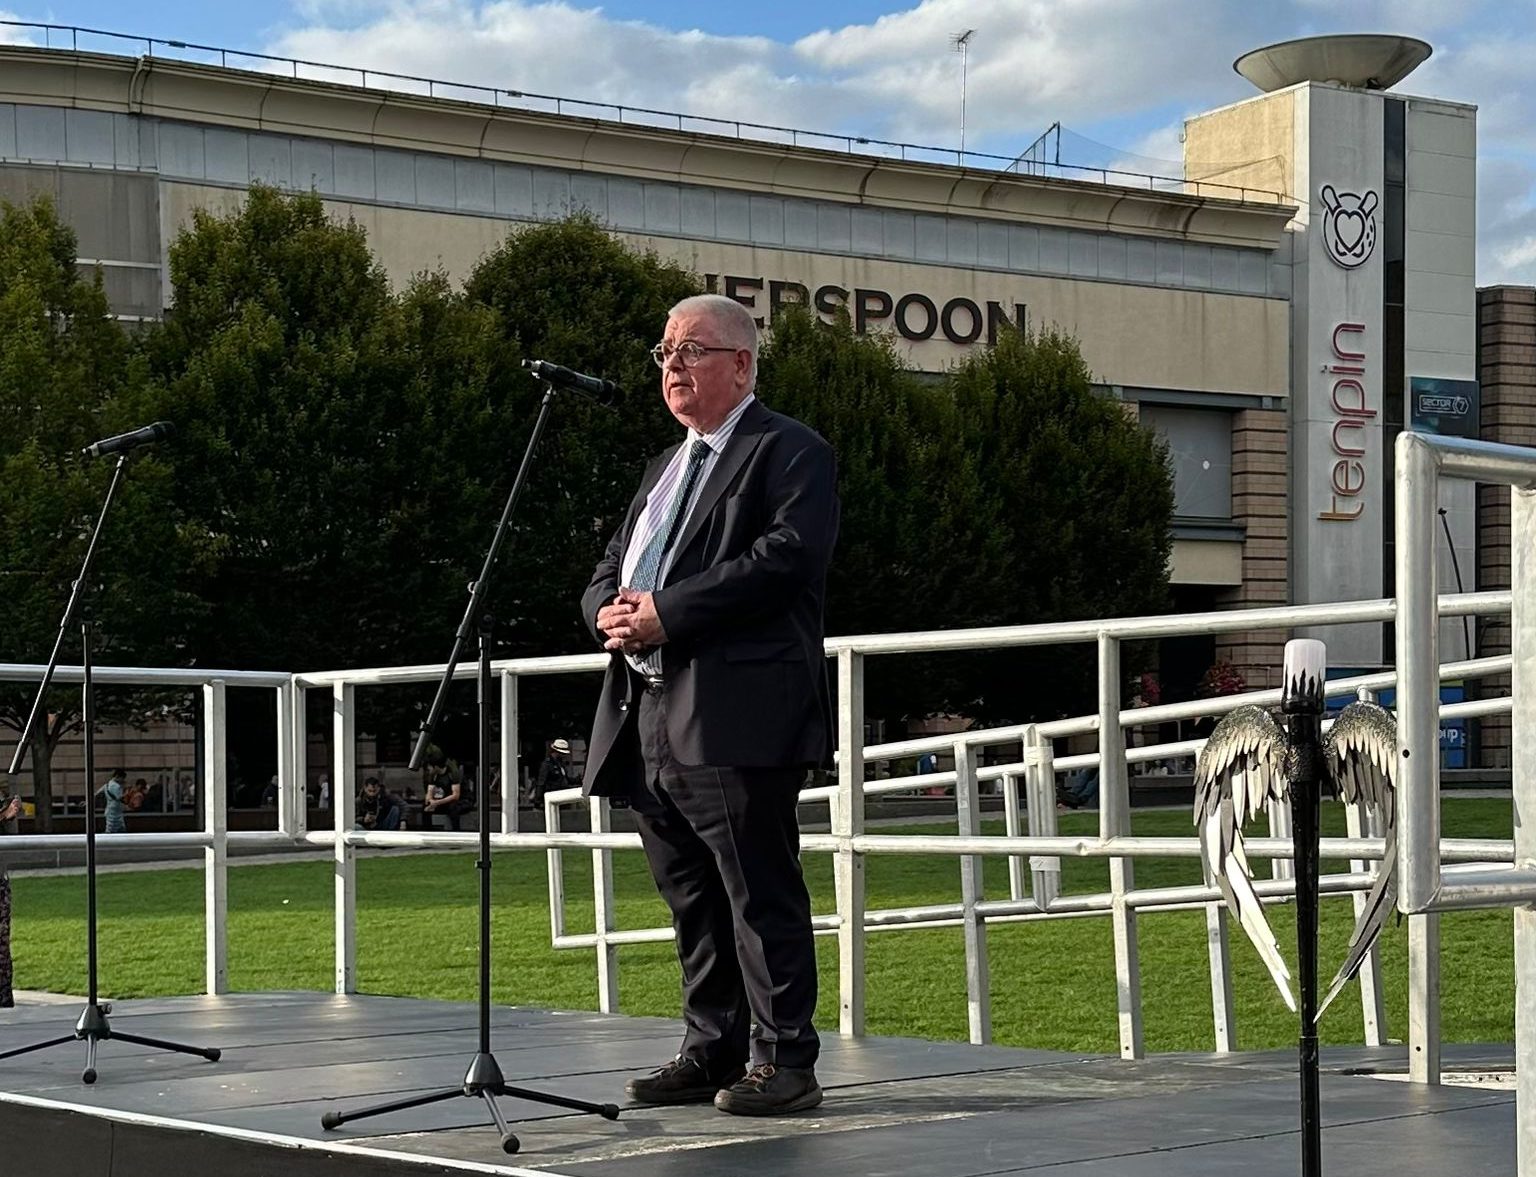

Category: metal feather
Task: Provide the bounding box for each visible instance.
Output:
[1317,701,1399,1020]
[1192,705,1295,1010]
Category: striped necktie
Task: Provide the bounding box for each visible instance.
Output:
[629,439,711,675]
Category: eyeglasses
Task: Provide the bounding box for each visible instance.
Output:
[650,340,740,368]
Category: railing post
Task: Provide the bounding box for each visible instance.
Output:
[1021,726,1060,911]
[1511,484,1536,1176]
[590,796,619,1012]
[288,683,308,840]
[500,670,518,834]
[202,679,228,995]
[1408,913,1441,1083]
[1001,766,1025,902]
[546,793,567,943]
[1396,434,1442,1083]
[1205,903,1235,1052]
[834,648,866,1037]
[275,681,296,838]
[1267,798,1295,881]
[1099,633,1144,1058]
[954,738,991,1044]
[333,682,357,994]
[1345,797,1387,1046]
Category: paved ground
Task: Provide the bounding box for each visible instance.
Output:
[0,993,1516,1177]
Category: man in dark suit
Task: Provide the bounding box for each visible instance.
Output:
[581,293,838,1117]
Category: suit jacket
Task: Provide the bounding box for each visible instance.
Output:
[581,397,839,797]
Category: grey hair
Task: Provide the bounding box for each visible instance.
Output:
[669,293,759,389]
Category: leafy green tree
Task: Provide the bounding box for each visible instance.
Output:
[143,199,703,767]
[945,327,1175,724]
[461,217,702,742]
[758,306,1014,727]
[146,186,514,675]
[0,197,190,827]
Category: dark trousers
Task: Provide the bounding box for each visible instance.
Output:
[632,680,819,1072]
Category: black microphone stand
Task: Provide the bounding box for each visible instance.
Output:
[1282,648,1326,1177]
[319,380,619,1154]
[1,453,221,1083]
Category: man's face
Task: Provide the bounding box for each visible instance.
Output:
[660,308,749,432]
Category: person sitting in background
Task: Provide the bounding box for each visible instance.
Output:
[532,739,574,807]
[421,749,466,830]
[1057,766,1100,811]
[356,776,402,832]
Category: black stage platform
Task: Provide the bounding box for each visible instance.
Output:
[0,992,1515,1176]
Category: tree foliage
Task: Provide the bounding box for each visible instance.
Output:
[2,188,1175,788]
[943,328,1175,724]
[0,198,190,825]
[764,311,1173,728]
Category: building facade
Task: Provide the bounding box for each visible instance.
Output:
[0,38,1518,787]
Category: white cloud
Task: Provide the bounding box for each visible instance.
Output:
[259,0,1536,283]
[0,11,39,44]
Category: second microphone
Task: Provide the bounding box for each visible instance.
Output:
[522,359,622,402]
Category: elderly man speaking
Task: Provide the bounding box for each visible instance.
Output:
[580,293,839,1116]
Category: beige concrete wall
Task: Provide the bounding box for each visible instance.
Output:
[0,47,1295,251]
[1169,539,1243,586]
[159,181,1291,392]
[1184,90,1299,203]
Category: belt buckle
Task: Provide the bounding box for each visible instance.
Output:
[643,674,664,693]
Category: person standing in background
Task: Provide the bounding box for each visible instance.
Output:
[102,768,128,834]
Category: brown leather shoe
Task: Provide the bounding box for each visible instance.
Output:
[625,1055,744,1105]
[713,1063,823,1116]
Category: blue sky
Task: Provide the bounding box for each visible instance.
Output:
[4,1,1533,281]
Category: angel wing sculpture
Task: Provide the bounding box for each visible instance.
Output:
[1192,697,1398,1018]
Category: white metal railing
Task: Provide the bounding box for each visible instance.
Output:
[1389,434,1536,1177]
[0,588,1516,1059]
[0,551,1525,1139]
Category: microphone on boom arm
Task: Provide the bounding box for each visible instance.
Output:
[82,421,176,459]
[521,359,621,404]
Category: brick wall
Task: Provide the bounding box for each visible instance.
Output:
[1475,286,1536,768]
[1215,407,1291,688]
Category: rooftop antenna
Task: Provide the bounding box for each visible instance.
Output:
[950,28,976,160]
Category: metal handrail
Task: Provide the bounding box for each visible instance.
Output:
[0,583,1519,1086]
[0,19,1290,206]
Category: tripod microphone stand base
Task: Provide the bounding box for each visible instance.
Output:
[0,1000,221,1085]
[320,1051,620,1155]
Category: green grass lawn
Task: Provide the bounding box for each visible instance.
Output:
[7,799,1517,1055]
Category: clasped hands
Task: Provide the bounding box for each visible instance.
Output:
[597,587,666,654]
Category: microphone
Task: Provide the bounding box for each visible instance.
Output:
[522,359,621,402]
[82,421,175,459]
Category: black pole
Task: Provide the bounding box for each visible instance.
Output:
[477,611,494,1058]
[408,385,558,774]
[319,379,618,1152]
[1,449,219,1083]
[82,620,99,1011]
[9,455,128,778]
[1287,708,1324,1177]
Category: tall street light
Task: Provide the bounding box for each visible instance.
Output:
[950,28,975,159]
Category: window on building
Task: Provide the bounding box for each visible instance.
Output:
[1137,405,1233,521]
